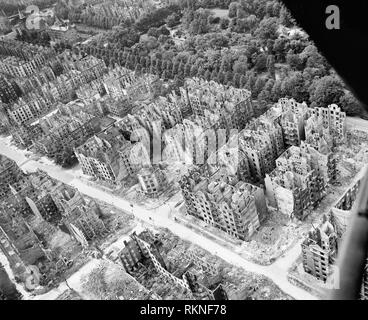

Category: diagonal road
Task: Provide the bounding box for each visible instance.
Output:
[0,136,317,300]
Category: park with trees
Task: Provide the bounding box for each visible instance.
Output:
[56,0,366,118]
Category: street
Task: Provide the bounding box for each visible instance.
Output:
[346,116,368,133]
[0,136,317,300]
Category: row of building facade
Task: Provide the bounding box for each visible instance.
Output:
[0,155,107,278]
[301,167,367,299]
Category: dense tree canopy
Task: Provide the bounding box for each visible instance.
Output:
[74,0,364,117]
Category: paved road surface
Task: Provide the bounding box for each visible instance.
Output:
[346,117,368,132]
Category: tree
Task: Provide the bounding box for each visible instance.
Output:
[189,8,212,35]
[253,77,266,98]
[182,8,195,29]
[246,72,256,91]
[55,1,69,19]
[265,1,276,17]
[272,1,282,16]
[233,56,248,74]
[210,69,218,81]
[190,64,199,77]
[273,37,289,63]
[271,80,282,102]
[158,25,170,36]
[147,27,159,38]
[229,2,238,18]
[245,14,259,31]
[339,92,363,117]
[184,63,192,77]
[208,33,229,49]
[217,71,225,84]
[219,17,230,29]
[237,7,247,19]
[166,12,181,28]
[281,71,310,102]
[279,6,295,27]
[135,5,181,33]
[266,54,275,78]
[204,69,211,81]
[258,78,275,104]
[309,76,345,108]
[286,51,303,70]
[224,71,233,85]
[254,17,279,42]
[233,73,241,87]
[299,45,326,69]
[229,17,237,31]
[254,53,267,73]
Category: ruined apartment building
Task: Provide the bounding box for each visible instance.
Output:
[76,78,107,101]
[149,95,183,130]
[0,102,11,134]
[81,0,151,23]
[121,97,182,151]
[0,199,46,274]
[187,113,228,165]
[0,170,107,274]
[302,166,368,299]
[75,124,149,184]
[4,72,69,127]
[301,214,338,282]
[51,184,107,245]
[0,172,56,271]
[119,230,228,300]
[7,93,54,126]
[265,98,346,152]
[301,184,368,299]
[5,55,107,125]
[179,168,268,241]
[59,99,107,119]
[102,65,156,101]
[330,166,367,299]
[238,116,284,181]
[32,108,108,158]
[97,96,132,118]
[309,104,346,141]
[264,98,309,148]
[163,118,214,165]
[0,41,56,79]
[304,104,346,153]
[0,56,43,78]
[208,138,251,183]
[0,10,11,34]
[10,122,43,149]
[0,39,55,64]
[0,154,29,198]
[12,52,90,97]
[75,126,129,183]
[265,142,334,220]
[27,172,107,245]
[15,63,59,94]
[305,113,335,152]
[76,64,156,103]
[0,76,21,104]
[183,78,254,131]
[137,165,168,198]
